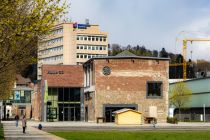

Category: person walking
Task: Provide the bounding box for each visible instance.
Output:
[15,114,19,127]
[22,115,27,133]
[6,111,9,120]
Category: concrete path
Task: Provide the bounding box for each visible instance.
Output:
[2,121,65,140]
[27,121,210,132]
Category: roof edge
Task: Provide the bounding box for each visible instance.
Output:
[83,56,170,65]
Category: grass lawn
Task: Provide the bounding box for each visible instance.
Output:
[0,124,4,140]
[51,131,210,140]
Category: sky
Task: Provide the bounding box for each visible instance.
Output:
[67,0,210,60]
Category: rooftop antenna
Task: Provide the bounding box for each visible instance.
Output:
[85,18,89,25]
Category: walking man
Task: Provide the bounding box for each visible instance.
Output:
[15,114,19,127]
[22,115,27,133]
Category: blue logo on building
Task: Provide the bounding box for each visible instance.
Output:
[73,23,90,29]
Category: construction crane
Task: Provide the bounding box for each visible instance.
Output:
[176,38,210,80]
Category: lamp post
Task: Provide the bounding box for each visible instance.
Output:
[203,104,206,122]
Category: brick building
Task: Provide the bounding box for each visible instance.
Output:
[35,65,84,121]
[83,56,169,123]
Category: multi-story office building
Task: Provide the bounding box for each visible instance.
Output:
[38,22,108,80]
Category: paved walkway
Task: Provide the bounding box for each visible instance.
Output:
[2,121,65,140]
[27,121,210,132]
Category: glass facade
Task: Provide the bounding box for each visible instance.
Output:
[48,87,81,121]
[12,90,32,103]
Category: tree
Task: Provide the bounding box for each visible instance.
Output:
[0,67,16,100]
[21,64,37,82]
[0,0,67,99]
[152,50,158,57]
[169,82,192,120]
[159,48,168,58]
[110,44,122,56]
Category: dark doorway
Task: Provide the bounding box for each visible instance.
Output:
[58,104,80,121]
[64,107,75,121]
[85,107,88,122]
[104,105,137,122]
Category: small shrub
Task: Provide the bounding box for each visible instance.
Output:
[167,117,178,124]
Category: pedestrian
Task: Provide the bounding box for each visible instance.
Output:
[152,118,156,128]
[22,115,27,133]
[6,111,9,120]
[38,124,42,130]
[15,114,19,127]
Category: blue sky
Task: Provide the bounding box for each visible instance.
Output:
[68,0,210,60]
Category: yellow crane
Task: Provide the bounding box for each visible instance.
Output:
[176,38,210,80]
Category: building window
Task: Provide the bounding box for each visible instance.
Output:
[80,45,83,49]
[92,37,95,41]
[84,54,87,58]
[100,37,102,41]
[84,45,87,50]
[77,45,79,49]
[99,46,102,50]
[96,37,99,41]
[88,46,91,50]
[92,46,95,50]
[77,54,79,58]
[84,36,87,40]
[88,36,91,41]
[103,46,106,50]
[80,54,83,58]
[80,36,83,40]
[103,37,106,42]
[147,82,162,98]
[77,36,79,40]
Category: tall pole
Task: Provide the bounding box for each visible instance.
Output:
[203,104,206,122]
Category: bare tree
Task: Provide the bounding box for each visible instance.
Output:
[169,82,192,120]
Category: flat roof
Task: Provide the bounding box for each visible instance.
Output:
[84,56,170,65]
[13,86,33,91]
[170,77,210,85]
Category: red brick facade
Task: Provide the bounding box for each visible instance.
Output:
[84,58,169,123]
[32,65,84,121]
[42,65,84,87]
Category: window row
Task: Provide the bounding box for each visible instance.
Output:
[39,46,63,55]
[42,55,63,62]
[48,87,80,102]
[39,37,63,47]
[11,90,31,103]
[77,35,107,42]
[77,53,107,59]
[77,45,106,51]
[50,28,63,35]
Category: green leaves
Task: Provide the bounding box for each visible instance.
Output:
[0,0,67,99]
[169,82,192,108]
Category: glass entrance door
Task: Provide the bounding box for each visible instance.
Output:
[63,107,76,121]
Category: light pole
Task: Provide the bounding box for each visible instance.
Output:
[203,104,206,122]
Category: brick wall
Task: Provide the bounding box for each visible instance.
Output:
[85,58,169,123]
[32,83,42,121]
[42,65,84,87]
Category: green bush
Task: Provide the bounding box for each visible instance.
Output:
[167,117,178,124]
[0,123,4,140]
